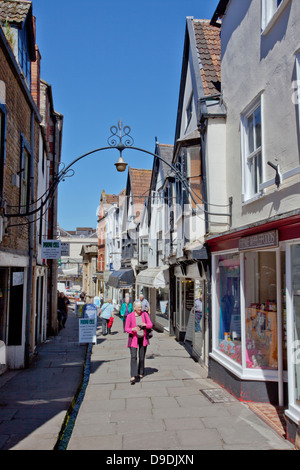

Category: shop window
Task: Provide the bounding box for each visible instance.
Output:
[194,280,205,356]
[156,287,169,329]
[8,268,24,346]
[176,277,194,331]
[216,253,241,364]
[245,251,278,369]
[291,245,300,406]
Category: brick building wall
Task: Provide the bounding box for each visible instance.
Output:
[0,44,40,256]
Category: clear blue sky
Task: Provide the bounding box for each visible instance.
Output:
[32,0,220,231]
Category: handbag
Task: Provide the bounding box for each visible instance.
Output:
[142,312,153,339]
[146,328,153,339]
[108,316,114,328]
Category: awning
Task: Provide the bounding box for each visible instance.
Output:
[103,270,112,283]
[136,266,169,289]
[107,269,134,289]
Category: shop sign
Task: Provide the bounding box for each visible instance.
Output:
[239,230,278,252]
[61,242,70,256]
[41,240,61,259]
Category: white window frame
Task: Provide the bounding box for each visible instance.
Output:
[285,242,300,426]
[211,248,285,383]
[295,54,300,134]
[139,237,149,263]
[261,0,290,35]
[241,95,264,203]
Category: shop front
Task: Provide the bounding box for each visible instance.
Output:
[135,266,170,331]
[174,263,209,366]
[0,262,28,372]
[207,216,300,442]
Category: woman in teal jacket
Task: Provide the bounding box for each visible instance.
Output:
[120,296,133,332]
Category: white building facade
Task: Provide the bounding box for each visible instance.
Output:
[208,0,300,441]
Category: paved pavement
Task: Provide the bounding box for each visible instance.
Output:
[0,306,87,450]
[68,314,293,451]
[0,309,294,451]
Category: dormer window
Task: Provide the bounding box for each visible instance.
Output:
[18,24,31,89]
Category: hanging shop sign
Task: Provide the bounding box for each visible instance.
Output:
[41,240,61,259]
[239,230,278,252]
[61,242,70,256]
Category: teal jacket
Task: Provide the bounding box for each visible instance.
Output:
[120,302,133,320]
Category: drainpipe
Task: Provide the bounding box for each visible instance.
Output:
[25,111,35,368]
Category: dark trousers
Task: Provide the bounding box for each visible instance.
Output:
[123,315,128,332]
[102,317,109,335]
[130,337,147,377]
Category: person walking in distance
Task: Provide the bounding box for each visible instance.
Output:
[57,292,70,329]
[125,300,153,384]
[99,298,114,335]
[120,295,133,332]
[139,292,150,314]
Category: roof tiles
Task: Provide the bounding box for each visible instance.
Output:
[0,0,31,26]
[193,19,221,96]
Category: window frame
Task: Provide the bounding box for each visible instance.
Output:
[0,103,6,197]
[241,96,264,203]
[261,0,290,35]
[18,24,31,89]
[19,134,31,215]
[295,53,300,134]
[186,93,193,130]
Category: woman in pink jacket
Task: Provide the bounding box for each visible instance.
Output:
[125,300,153,385]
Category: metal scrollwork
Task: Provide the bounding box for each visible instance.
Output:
[107,120,134,147]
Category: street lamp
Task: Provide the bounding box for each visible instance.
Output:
[4,120,232,224]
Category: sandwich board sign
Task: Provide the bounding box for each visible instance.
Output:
[79,304,98,344]
[42,240,61,260]
[79,318,97,344]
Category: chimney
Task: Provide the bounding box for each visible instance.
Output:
[31,16,41,110]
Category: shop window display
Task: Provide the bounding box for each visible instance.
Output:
[156,287,169,329]
[217,254,241,364]
[176,278,195,331]
[194,280,205,357]
[291,245,300,406]
[245,251,278,369]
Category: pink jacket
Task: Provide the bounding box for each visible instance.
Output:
[125,311,153,348]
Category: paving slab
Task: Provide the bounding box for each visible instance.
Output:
[0,307,87,450]
[67,314,294,451]
[0,309,294,451]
